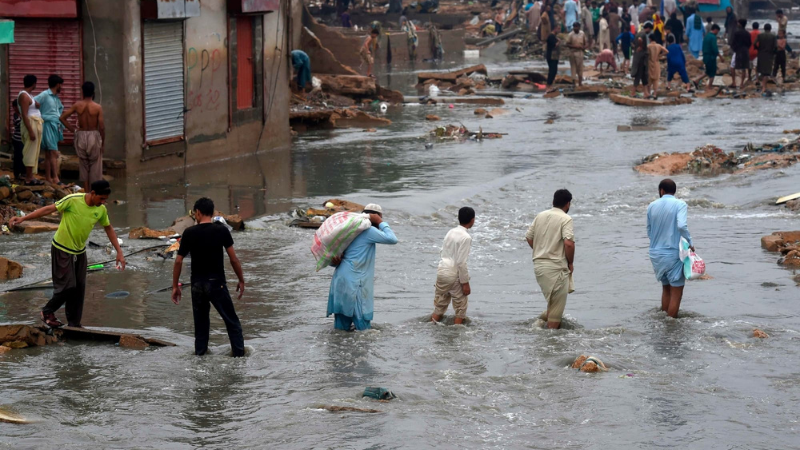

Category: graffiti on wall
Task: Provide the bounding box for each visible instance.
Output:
[186,33,226,113]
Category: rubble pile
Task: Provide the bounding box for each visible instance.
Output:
[761,231,800,267]
[129,211,244,240]
[290,76,403,132]
[636,137,800,176]
[429,124,504,141]
[0,173,82,232]
[0,325,60,353]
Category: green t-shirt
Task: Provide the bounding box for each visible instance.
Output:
[52,193,110,255]
[591,7,601,22]
[702,32,719,60]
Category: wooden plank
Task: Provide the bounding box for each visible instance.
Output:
[776,192,800,205]
[418,64,488,83]
[609,93,693,107]
[475,28,523,46]
[60,326,176,347]
[563,91,602,98]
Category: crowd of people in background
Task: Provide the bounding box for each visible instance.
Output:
[511,0,795,96]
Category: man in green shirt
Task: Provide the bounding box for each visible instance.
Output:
[8,180,126,327]
[591,2,602,45]
[702,24,724,90]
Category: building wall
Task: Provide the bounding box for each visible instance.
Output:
[122,0,292,174]
[1,0,294,175]
[82,0,126,161]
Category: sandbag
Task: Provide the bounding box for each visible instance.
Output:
[680,238,706,280]
[311,211,372,271]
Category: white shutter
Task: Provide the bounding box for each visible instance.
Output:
[143,21,185,142]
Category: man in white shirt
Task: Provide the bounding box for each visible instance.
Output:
[629,2,639,29]
[431,207,475,325]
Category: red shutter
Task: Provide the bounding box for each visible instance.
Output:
[236,16,254,110]
[8,20,82,143]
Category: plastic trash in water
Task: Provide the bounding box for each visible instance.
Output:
[105,291,130,299]
[88,264,105,270]
[213,216,233,232]
[363,387,396,400]
[379,102,388,112]
[428,85,440,98]
[449,104,454,108]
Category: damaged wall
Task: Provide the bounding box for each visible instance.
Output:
[301,27,358,75]
[303,9,464,75]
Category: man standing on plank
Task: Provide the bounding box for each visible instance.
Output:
[172,197,246,357]
[60,81,105,191]
[647,179,693,318]
[8,180,126,327]
[526,189,576,329]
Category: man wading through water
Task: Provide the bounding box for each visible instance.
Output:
[431,207,475,325]
[172,198,246,357]
[8,180,126,328]
[526,189,576,329]
[647,179,693,318]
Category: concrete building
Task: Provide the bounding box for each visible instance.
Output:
[1,0,301,175]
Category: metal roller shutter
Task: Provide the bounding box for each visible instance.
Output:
[7,19,82,143]
[143,21,185,143]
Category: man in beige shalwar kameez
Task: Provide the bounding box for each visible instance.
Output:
[60,82,105,191]
[525,189,576,329]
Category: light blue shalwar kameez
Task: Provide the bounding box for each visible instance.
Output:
[565,0,578,29]
[34,89,64,151]
[647,195,693,287]
[327,222,398,330]
[686,14,706,59]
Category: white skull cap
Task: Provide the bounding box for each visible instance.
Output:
[363,203,383,214]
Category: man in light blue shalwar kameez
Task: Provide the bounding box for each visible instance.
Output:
[686,13,706,59]
[327,204,398,331]
[647,179,693,318]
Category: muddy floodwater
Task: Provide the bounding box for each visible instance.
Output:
[3,51,800,448]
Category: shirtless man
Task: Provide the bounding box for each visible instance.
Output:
[60,82,104,190]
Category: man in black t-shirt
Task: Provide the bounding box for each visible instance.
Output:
[172,197,246,357]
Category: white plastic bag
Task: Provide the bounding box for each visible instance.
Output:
[680,238,706,280]
[311,211,372,271]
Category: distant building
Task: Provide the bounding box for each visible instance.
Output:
[0,0,302,174]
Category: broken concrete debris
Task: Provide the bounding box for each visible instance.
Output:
[0,325,59,349]
[571,355,609,373]
[761,231,800,267]
[429,124,504,141]
[0,174,82,233]
[129,212,244,240]
[636,137,800,176]
[119,334,150,350]
[0,257,23,280]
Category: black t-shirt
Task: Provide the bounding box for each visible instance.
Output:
[177,223,234,281]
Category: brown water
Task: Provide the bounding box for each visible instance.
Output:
[1,53,800,448]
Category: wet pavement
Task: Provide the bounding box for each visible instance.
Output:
[2,34,800,448]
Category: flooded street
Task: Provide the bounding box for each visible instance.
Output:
[2,54,800,448]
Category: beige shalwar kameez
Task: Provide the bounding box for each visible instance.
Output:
[526,207,575,323]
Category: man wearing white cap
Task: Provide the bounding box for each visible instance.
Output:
[327,204,398,331]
